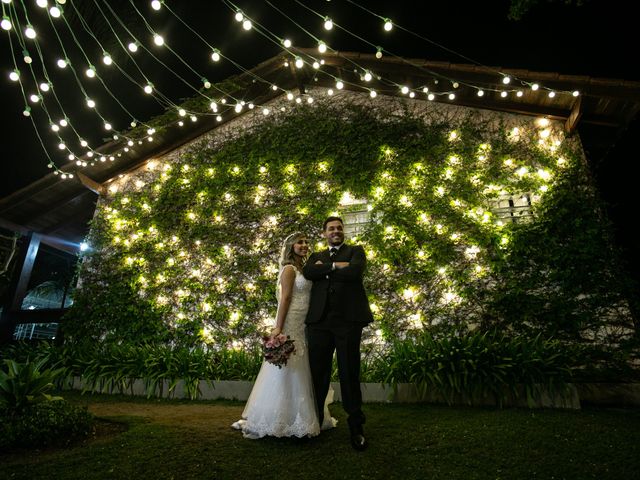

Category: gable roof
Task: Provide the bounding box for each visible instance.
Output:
[2,49,639,252]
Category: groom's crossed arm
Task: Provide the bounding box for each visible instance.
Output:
[302,252,334,280]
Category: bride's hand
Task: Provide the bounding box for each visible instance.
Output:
[270,327,282,338]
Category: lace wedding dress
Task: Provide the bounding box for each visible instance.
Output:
[232,265,337,439]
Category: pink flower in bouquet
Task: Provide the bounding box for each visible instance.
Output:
[261,334,296,368]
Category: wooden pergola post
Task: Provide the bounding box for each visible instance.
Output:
[0,232,41,344]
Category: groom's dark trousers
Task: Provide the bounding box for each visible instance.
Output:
[303,244,373,432]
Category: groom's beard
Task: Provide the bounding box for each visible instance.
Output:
[328,234,344,246]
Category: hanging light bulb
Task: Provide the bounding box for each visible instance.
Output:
[37,0,48,7]
[85,66,96,78]
[375,47,383,59]
[448,93,456,100]
[49,6,61,17]
[295,57,304,68]
[144,83,153,94]
[9,70,19,81]
[324,17,333,30]
[80,139,88,147]
[548,91,556,98]
[477,90,484,97]
[336,80,344,90]
[428,93,435,101]
[572,90,580,97]
[1,16,11,31]
[363,71,372,82]
[102,53,112,65]
[202,78,211,88]
[500,91,508,98]
[318,41,327,53]
[23,52,33,64]
[211,49,221,62]
[153,34,164,46]
[29,94,40,103]
[235,11,243,21]
[313,61,320,69]
[282,38,292,48]
[57,58,67,68]
[86,97,95,108]
[516,90,524,97]
[39,82,50,92]
[104,122,112,130]
[369,90,377,98]
[531,83,539,91]
[59,118,68,126]
[502,76,511,84]
[51,123,59,132]
[25,25,36,39]
[151,0,161,10]
[400,85,409,94]
[383,18,393,31]
[23,107,31,117]
[128,42,139,52]
[243,19,252,30]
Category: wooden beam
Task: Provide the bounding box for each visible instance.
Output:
[77,171,105,195]
[565,96,583,133]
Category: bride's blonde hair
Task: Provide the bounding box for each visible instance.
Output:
[279,232,307,268]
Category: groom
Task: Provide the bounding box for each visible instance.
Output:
[303,216,373,451]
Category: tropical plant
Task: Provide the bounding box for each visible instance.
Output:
[0,358,64,414]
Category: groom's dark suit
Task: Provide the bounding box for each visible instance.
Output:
[303,243,373,434]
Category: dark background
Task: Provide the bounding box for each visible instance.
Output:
[1,0,638,285]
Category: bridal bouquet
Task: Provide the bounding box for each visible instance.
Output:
[261,334,296,368]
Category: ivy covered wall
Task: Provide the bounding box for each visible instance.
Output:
[65,90,636,352]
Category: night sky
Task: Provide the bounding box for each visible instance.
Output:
[1,0,638,282]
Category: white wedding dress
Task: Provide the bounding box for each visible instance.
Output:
[232,265,337,439]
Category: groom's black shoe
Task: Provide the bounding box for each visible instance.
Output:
[350,427,368,451]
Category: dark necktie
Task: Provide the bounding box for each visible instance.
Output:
[329,247,337,258]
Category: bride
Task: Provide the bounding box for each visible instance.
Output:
[232,232,336,439]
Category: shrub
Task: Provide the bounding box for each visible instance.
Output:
[0,400,94,449]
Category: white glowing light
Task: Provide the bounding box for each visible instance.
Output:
[383,18,393,31]
[1,17,11,31]
[242,19,252,30]
[128,42,138,52]
[9,70,19,81]
[500,91,508,98]
[572,90,580,97]
[295,57,304,68]
[502,76,511,84]
[235,11,243,21]
[400,85,409,94]
[85,67,96,78]
[477,89,484,97]
[211,49,221,62]
[548,91,556,98]
[102,54,112,65]
[151,0,161,10]
[49,6,61,17]
[363,71,372,82]
[318,41,327,53]
[25,25,36,39]
[29,94,40,103]
[37,0,48,7]
[336,80,344,89]
[531,83,539,91]
[324,17,333,30]
[57,58,67,68]
[370,90,377,98]
[283,38,292,48]
[153,34,164,46]
[144,83,153,94]
[448,93,455,100]
[427,93,435,101]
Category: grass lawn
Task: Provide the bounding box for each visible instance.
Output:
[1,391,639,480]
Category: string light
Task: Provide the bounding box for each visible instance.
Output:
[1,16,11,31]
[151,0,162,10]
[324,17,333,30]
[383,18,393,31]
[25,25,36,39]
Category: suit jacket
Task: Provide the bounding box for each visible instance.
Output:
[303,243,374,325]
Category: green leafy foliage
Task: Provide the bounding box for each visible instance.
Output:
[0,358,64,413]
[54,97,636,383]
[0,400,93,449]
